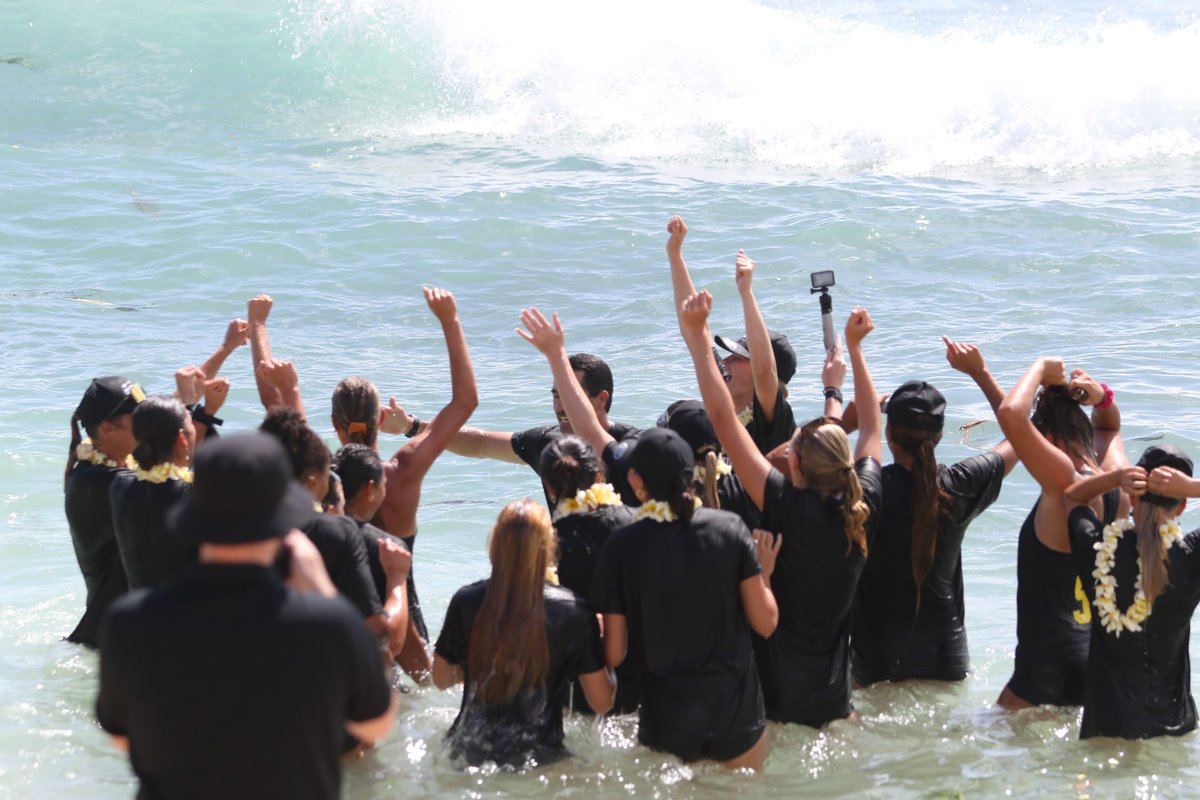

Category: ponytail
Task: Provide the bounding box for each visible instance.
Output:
[839,464,870,557]
[1135,502,1177,607]
[131,397,188,468]
[700,450,721,509]
[667,482,699,524]
[796,421,869,556]
[539,436,602,503]
[64,413,84,490]
[892,425,952,606]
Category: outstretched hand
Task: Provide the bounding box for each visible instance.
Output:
[246,294,273,325]
[678,290,713,335]
[943,336,986,377]
[423,286,458,324]
[844,307,874,346]
[516,307,566,357]
[822,337,847,389]
[666,215,687,258]
[378,396,413,436]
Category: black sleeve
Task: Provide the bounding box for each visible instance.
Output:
[941,451,1006,526]
[434,588,469,665]
[1067,505,1104,597]
[338,533,384,619]
[511,425,559,473]
[592,535,626,615]
[731,516,763,582]
[759,467,823,532]
[745,383,797,454]
[341,604,393,723]
[563,601,606,678]
[602,439,639,506]
[856,457,884,528]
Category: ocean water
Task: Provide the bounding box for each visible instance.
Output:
[3,0,1200,796]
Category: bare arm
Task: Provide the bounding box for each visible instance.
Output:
[602,613,627,669]
[431,653,463,689]
[1070,369,1128,471]
[740,529,780,638]
[735,250,781,423]
[844,308,882,463]
[578,667,616,716]
[516,307,615,454]
[822,339,847,419]
[1065,466,1145,505]
[344,690,398,744]
[665,215,699,315]
[996,358,1077,492]
[679,291,772,509]
[199,318,249,381]
[381,396,522,464]
[247,294,285,410]
[256,358,305,420]
[944,336,1017,474]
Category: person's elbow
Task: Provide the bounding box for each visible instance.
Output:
[750,604,778,638]
[995,399,1023,435]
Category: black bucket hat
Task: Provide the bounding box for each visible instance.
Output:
[714,330,797,385]
[1137,444,1194,507]
[168,433,316,544]
[629,428,695,500]
[886,380,946,432]
[75,376,145,430]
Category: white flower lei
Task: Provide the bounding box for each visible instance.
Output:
[634,496,702,523]
[1092,517,1183,637]
[135,463,194,484]
[736,406,754,427]
[552,482,622,521]
[693,458,732,484]
[75,439,137,470]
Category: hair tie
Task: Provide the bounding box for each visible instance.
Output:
[347,421,368,435]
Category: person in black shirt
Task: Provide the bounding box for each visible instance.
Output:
[680,290,884,727]
[996,358,1130,709]
[1064,444,1200,739]
[109,396,199,590]
[661,399,761,531]
[851,340,1017,686]
[97,433,395,800]
[594,428,779,769]
[433,499,614,769]
[64,376,144,647]
[665,216,797,454]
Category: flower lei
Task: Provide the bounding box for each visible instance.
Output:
[75,439,137,470]
[736,406,754,427]
[1092,517,1183,636]
[135,463,194,484]
[634,496,702,523]
[552,482,622,521]
[693,459,732,484]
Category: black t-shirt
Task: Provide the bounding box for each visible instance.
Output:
[745,384,796,455]
[1011,488,1119,705]
[756,458,883,725]
[553,503,636,599]
[852,452,1006,684]
[593,508,764,739]
[302,514,383,619]
[434,580,605,768]
[109,474,197,591]
[349,518,428,642]
[96,563,392,800]
[512,421,640,475]
[64,461,131,647]
[1068,507,1200,739]
[716,471,761,531]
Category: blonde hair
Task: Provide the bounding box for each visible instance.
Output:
[1134,500,1184,607]
[795,422,869,556]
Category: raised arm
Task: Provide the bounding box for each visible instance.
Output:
[666,215,699,315]
[735,250,780,422]
[199,318,249,381]
[256,358,305,420]
[678,290,772,509]
[1065,466,1145,506]
[944,335,1017,474]
[384,396,523,464]
[516,307,615,455]
[1069,369,1128,471]
[996,357,1077,492]
[844,308,881,463]
[247,294,285,410]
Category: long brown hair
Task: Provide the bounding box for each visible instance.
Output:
[795,419,869,556]
[889,424,953,605]
[331,376,379,447]
[1134,496,1184,607]
[466,499,556,705]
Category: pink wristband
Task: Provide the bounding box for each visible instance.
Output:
[1095,383,1114,409]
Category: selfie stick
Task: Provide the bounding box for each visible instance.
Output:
[811,283,835,352]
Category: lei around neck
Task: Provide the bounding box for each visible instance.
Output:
[1092,517,1183,637]
[634,496,703,523]
[552,482,622,521]
[75,439,137,470]
[135,462,194,484]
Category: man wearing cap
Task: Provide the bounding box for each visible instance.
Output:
[666,217,796,454]
[96,433,396,800]
[64,376,145,648]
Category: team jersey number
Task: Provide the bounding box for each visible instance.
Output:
[1073,577,1092,624]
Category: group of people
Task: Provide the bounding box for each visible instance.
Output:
[65,216,1200,797]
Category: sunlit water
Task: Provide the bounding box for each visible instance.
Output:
[4,0,1200,796]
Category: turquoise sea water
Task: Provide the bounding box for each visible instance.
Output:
[4,0,1200,796]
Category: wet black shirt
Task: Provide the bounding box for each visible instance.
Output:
[1069,507,1200,739]
[852,452,1005,685]
[434,580,604,768]
[350,518,427,642]
[756,458,883,725]
[109,474,197,590]
[552,503,635,599]
[512,421,641,475]
[745,384,796,455]
[594,508,764,740]
[302,514,382,619]
[64,461,131,647]
[96,563,392,800]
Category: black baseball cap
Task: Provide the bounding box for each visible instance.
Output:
[168,433,316,544]
[662,400,720,457]
[886,381,946,432]
[629,428,695,500]
[75,376,145,430]
[1137,444,1194,507]
[714,330,797,385]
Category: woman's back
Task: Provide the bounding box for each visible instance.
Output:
[109,473,196,590]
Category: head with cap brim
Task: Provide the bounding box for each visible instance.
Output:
[628,428,698,522]
[167,433,315,545]
[714,331,797,386]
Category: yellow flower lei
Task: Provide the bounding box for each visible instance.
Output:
[634,496,702,523]
[75,439,137,470]
[693,459,732,484]
[1092,517,1183,637]
[135,463,194,484]
[736,406,754,427]
[552,482,623,521]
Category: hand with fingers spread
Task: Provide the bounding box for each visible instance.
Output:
[516,307,566,357]
[423,286,459,324]
[379,396,414,436]
[944,336,987,378]
[666,215,688,259]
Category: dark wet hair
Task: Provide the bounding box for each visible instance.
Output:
[1031,386,1096,469]
[131,396,188,468]
[331,376,379,446]
[888,423,953,604]
[569,353,614,412]
[332,444,383,504]
[540,435,603,503]
[259,407,331,482]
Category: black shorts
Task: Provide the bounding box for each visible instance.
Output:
[638,718,764,764]
[1006,656,1087,707]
